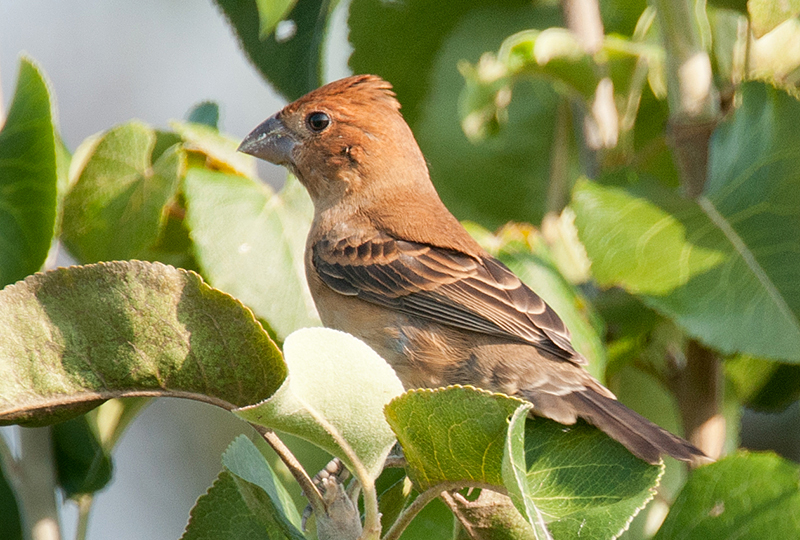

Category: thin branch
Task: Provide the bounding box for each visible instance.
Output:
[18,428,61,540]
[75,495,93,540]
[668,340,725,460]
[253,425,325,513]
[382,482,499,540]
[652,0,720,196]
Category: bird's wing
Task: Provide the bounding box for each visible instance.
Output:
[313,232,585,365]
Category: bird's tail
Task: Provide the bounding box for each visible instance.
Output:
[562,388,709,465]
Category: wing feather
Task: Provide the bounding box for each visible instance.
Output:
[313,233,584,364]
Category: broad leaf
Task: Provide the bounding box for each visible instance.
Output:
[184,169,318,340]
[0,261,285,425]
[61,122,186,264]
[655,452,800,539]
[387,386,662,539]
[171,121,256,178]
[386,386,528,490]
[0,57,58,287]
[574,83,800,362]
[236,328,404,481]
[222,435,304,540]
[182,470,271,540]
[524,419,662,539]
[573,87,800,364]
[351,0,564,228]
[214,0,337,100]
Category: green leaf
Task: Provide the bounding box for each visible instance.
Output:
[184,170,318,340]
[726,355,800,411]
[61,122,186,264]
[748,0,800,37]
[386,386,528,490]
[222,435,304,540]
[213,0,337,100]
[502,403,551,538]
[171,121,256,178]
[182,470,271,540]
[655,452,800,539]
[186,101,220,130]
[412,5,564,228]
[52,415,113,497]
[0,57,58,287]
[387,386,662,538]
[255,0,297,39]
[0,457,22,540]
[0,260,285,426]
[236,327,404,481]
[349,0,543,126]
[572,91,800,363]
[523,418,662,539]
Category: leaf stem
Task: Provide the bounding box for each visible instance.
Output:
[652,0,720,196]
[254,426,326,513]
[382,482,479,540]
[75,495,93,540]
[669,340,725,460]
[18,427,61,540]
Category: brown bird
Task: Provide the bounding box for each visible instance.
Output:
[238,75,706,465]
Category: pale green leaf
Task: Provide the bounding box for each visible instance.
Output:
[184,170,318,340]
[171,121,255,178]
[236,328,404,481]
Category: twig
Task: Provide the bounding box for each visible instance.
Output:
[652,0,720,196]
[562,0,619,166]
[668,340,725,460]
[18,428,61,540]
[382,482,489,540]
[75,495,93,540]
[253,425,325,513]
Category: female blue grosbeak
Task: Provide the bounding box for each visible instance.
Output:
[239,75,706,465]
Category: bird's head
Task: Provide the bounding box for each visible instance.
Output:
[238,75,433,213]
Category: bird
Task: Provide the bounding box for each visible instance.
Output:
[238,74,707,465]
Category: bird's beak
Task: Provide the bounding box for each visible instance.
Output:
[237,114,297,166]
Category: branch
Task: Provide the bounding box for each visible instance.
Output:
[253,425,325,513]
[384,482,507,540]
[669,340,725,460]
[18,428,61,540]
[652,0,720,196]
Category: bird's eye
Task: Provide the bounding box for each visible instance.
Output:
[306,112,330,132]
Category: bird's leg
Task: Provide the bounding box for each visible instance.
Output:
[302,458,353,531]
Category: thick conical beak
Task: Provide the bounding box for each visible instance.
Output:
[237,114,297,166]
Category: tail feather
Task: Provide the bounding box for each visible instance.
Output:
[565,390,709,465]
